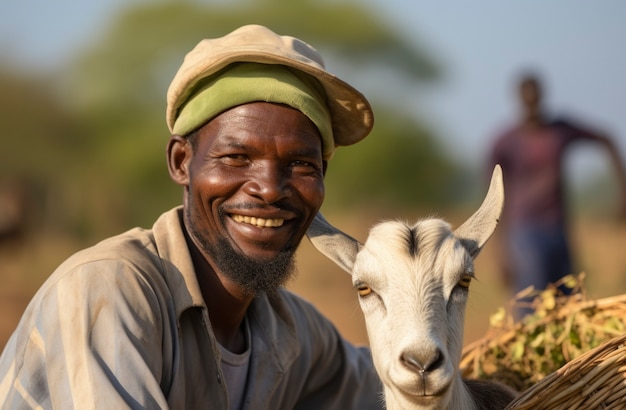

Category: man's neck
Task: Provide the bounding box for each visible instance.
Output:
[184,229,253,353]
[520,107,547,128]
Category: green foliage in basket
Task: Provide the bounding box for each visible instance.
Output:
[460,273,626,392]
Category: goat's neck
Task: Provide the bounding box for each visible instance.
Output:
[382,376,477,410]
[449,378,479,410]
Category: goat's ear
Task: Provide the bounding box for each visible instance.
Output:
[306,212,362,274]
[454,164,505,258]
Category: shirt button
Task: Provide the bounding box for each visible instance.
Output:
[216,372,222,384]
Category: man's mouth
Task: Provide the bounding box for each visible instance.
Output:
[231,214,285,228]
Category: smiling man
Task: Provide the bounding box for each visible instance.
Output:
[0,25,382,409]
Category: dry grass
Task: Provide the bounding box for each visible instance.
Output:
[460,273,626,391]
[1,211,625,355]
[289,211,626,349]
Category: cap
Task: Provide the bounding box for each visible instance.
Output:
[166,24,374,157]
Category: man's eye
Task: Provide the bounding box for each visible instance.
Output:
[221,154,248,164]
[292,160,319,172]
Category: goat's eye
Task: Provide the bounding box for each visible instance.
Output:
[356,284,372,297]
[457,274,472,289]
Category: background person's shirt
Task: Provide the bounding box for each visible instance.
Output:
[489,118,598,227]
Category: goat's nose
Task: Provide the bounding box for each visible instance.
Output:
[401,349,444,373]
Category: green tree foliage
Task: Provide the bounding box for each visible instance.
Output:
[324,105,464,210]
[2,0,467,240]
[0,67,91,234]
[0,69,81,177]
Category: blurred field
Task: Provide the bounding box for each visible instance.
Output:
[289,210,626,347]
[1,210,625,351]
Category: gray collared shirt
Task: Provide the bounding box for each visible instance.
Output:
[0,207,383,409]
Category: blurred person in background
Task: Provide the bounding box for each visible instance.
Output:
[0,25,383,409]
[487,71,626,315]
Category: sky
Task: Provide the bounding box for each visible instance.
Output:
[2,0,626,186]
[373,0,626,186]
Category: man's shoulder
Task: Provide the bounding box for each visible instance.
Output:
[56,207,184,277]
[549,116,577,130]
[33,221,174,305]
[550,114,598,132]
[274,289,338,331]
[495,125,520,140]
[58,226,159,275]
[276,288,319,312]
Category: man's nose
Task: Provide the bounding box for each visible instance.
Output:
[243,164,292,203]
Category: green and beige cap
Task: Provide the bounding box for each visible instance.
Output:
[166,24,374,160]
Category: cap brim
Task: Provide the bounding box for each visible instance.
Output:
[167,28,373,148]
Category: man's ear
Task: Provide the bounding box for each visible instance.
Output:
[167,135,192,186]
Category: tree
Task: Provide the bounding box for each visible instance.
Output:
[5,1,465,239]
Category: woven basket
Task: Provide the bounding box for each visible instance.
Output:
[504,333,626,409]
[460,273,626,408]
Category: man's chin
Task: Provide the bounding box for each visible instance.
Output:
[212,238,297,296]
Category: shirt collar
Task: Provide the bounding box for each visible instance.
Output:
[152,206,206,318]
[152,206,301,373]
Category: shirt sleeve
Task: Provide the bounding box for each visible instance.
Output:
[551,116,602,142]
[0,260,171,409]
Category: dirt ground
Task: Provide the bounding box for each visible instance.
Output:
[1,211,625,351]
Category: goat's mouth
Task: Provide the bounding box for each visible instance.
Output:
[393,375,451,399]
[387,385,451,410]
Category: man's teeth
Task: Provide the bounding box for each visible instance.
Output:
[232,215,285,227]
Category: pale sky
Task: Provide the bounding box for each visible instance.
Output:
[2,0,625,185]
[372,0,626,185]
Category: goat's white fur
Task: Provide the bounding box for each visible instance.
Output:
[307,166,515,410]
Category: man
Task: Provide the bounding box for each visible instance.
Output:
[488,72,626,307]
[0,25,383,409]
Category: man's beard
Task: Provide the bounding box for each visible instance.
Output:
[186,208,298,296]
[207,236,297,296]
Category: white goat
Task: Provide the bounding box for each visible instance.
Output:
[307,165,516,410]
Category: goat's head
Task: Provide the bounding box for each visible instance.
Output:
[306,165,504,409]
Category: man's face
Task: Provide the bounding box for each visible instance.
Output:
[179,102,326,293]
[519,78,542,115]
